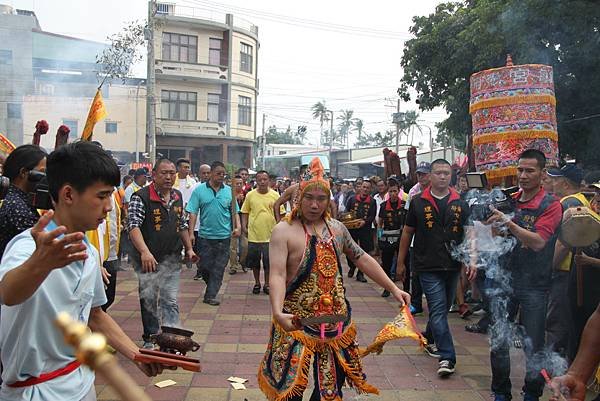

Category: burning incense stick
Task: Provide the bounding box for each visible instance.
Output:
[541,368,568,401]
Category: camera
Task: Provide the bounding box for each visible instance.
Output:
[0,174,9,200]
[467,187,518,222]
[27,171,53,210]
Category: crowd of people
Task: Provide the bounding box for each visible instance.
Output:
[0,141,599,401]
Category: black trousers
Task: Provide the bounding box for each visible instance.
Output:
[102,260,119,312]
[347,227,373,277]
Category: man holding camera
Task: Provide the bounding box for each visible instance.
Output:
[485,149,562,401]
[0,145,47,257]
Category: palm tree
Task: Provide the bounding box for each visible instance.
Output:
[311,101,328,145]
[406,110,420,144]
[354,118,364,141]
[337,109,354,148]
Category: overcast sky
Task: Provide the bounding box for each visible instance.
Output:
[8,0,447,147]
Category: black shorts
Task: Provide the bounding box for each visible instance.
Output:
[246,242,270,270]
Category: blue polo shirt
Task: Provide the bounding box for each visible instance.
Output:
[0,221,107,401]
[186,182,239,240]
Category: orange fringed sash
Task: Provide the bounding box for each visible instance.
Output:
[258,322,379,401]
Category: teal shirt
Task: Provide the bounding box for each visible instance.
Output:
[186,182,239,240]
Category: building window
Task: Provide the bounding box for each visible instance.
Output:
[162,32,198,63]
[0,49,12,65]
[238,96,251,126]
[63,119,78,139]
[209,38,222,66]
[207,94,220,122]
[106,122,117,134]
[7,103,21,118]
[240,43,253,74]
[161,90,197,121]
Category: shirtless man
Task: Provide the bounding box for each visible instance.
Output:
[259,157,410,401]
[273,164,337,222]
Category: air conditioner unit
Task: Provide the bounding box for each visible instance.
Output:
[217,131,226,136]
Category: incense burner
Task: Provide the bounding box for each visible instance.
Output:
[150,326,200,355]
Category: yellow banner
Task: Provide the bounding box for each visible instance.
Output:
[81,89,108,141]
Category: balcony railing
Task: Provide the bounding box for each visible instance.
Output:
[155,60,228,81]
[157,118,228,137]
[155,3,258,35]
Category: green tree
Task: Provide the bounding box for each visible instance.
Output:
[96,20,146,85]
[311,101,329,146]
[337,109,355,148]
[399,0,600,165]
[355,130,396,147]
[354,119,364,141]
[264,125,306,144]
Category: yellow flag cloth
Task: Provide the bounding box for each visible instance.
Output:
[0,133,16,159]
[81,89,107,141]
[360,304,427,357]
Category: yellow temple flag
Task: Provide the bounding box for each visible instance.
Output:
[81,89,108,141]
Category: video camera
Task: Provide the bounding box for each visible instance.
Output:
[468,188,517,221]
[0,171,53,210]
[27,170,53,210]
[464,172,518,221]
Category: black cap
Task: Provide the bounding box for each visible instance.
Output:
[133,168,146,178]
[547,164,584,185]
[416,161,431,174]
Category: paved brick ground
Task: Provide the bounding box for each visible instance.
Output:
[95,264,555,401]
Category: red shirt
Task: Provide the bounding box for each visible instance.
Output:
[514,188,562,241]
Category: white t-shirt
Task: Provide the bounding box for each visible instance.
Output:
[0,222,107,401]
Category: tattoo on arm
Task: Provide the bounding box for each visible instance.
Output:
[336,221,365,260]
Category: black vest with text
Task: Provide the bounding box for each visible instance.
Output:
[131,185,184,265]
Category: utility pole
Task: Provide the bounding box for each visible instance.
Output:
[395,99,400,154]
[326,110,334,175]
[146,0,157,165]
[261,113,266,169]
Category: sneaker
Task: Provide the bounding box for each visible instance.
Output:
[203,299,220,306]
[471,304,485,316]
[142,341,155,349]
[356,273,367,283]
[381,290,390,297]
[229,268,237,275]
[522,394,538,401]
[449,304,459,313]
[424,344,440,358]
[459,303,472,319]
[193,274,202,281]
[409,304,423,315]
[437,360,455,377]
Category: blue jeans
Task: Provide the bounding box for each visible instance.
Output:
[419,270,460,363]
[198,238,231,300]
[490,286,549,399]
[135,254,181,341]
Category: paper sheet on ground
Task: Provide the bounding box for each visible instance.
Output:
[227,376,248,384]
[230,382,246,390]
[155,379,177,388]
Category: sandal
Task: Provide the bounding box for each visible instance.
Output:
[263,285,270,295]
[252,284,261,294]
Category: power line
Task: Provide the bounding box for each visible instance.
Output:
[179,0,412,40]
